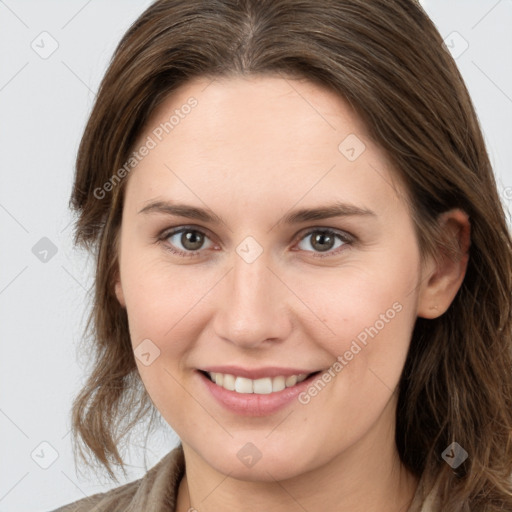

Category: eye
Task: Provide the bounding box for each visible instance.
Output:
[160,226,215,257]
[294,228,352,258]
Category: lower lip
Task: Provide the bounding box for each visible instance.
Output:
[198,371,320,416]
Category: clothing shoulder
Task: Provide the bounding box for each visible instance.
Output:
[47,479,138,512]
[47,444,185,512]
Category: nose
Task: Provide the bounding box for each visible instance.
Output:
[212,248,293,349]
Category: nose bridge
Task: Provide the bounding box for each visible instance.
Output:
[233,249,271,308]
[214,244,290,347]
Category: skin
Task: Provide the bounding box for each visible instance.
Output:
[114,74,470,512]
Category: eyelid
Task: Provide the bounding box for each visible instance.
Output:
[157,224,355,257]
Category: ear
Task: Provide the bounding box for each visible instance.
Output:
[114,269,126,308]
[112,229,126,308]
[416,209,471,319]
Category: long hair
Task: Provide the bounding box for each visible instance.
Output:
[68,1,512,509]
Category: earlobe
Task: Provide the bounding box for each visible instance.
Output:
[416,209,471,319]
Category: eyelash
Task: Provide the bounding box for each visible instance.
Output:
[157,225,354,259]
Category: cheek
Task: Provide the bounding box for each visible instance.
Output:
[292,275,416,436]
[296,259,418,393]
[300,261,416,343]
[122,259,201,416]
[120,252,209,347]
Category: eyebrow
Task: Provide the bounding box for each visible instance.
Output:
[138,200,376,225]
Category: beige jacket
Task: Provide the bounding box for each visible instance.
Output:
[50,444,439,511]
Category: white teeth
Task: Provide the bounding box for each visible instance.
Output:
[253,377,273,394]
[272,376,286,392]
[206,371,312,394]
[223,373,236,391]
[285,375,297,387]
[235,377,253,394]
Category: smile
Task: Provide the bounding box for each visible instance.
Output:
[201,371,320,395]
[205,371,313,394]
[198,366,325,415]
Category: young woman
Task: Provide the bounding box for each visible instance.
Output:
[52,1,512,511]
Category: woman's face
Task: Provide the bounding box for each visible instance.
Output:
[114,74,434,480]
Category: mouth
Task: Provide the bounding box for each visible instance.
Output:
[199,369,322,395]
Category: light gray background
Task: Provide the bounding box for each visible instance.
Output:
[1,1,511,511]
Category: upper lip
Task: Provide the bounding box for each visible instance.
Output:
[199,365,322,380]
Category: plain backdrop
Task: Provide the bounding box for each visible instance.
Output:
[0,1,511,511]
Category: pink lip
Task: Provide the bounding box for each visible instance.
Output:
[199,365,318,380]
[197,369,322,416]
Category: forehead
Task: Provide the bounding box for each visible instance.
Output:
[125,74,405,217]
[142,74,371,152]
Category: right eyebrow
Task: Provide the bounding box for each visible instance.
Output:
[138,201,224,224]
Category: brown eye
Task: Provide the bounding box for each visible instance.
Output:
[296,229,351,257]
[162,227,214,256]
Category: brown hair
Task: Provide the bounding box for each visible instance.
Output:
[69,0,512,509]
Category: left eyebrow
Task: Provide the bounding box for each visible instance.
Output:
[279,202,376,224]
[137,200,377,225]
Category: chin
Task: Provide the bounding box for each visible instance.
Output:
[194,435,318,482]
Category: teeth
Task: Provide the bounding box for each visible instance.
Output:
[235,377,253,394]
[272,376,286,392]
[207,372,310,394]
[285,375,297,387]
[223,373,236,391]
